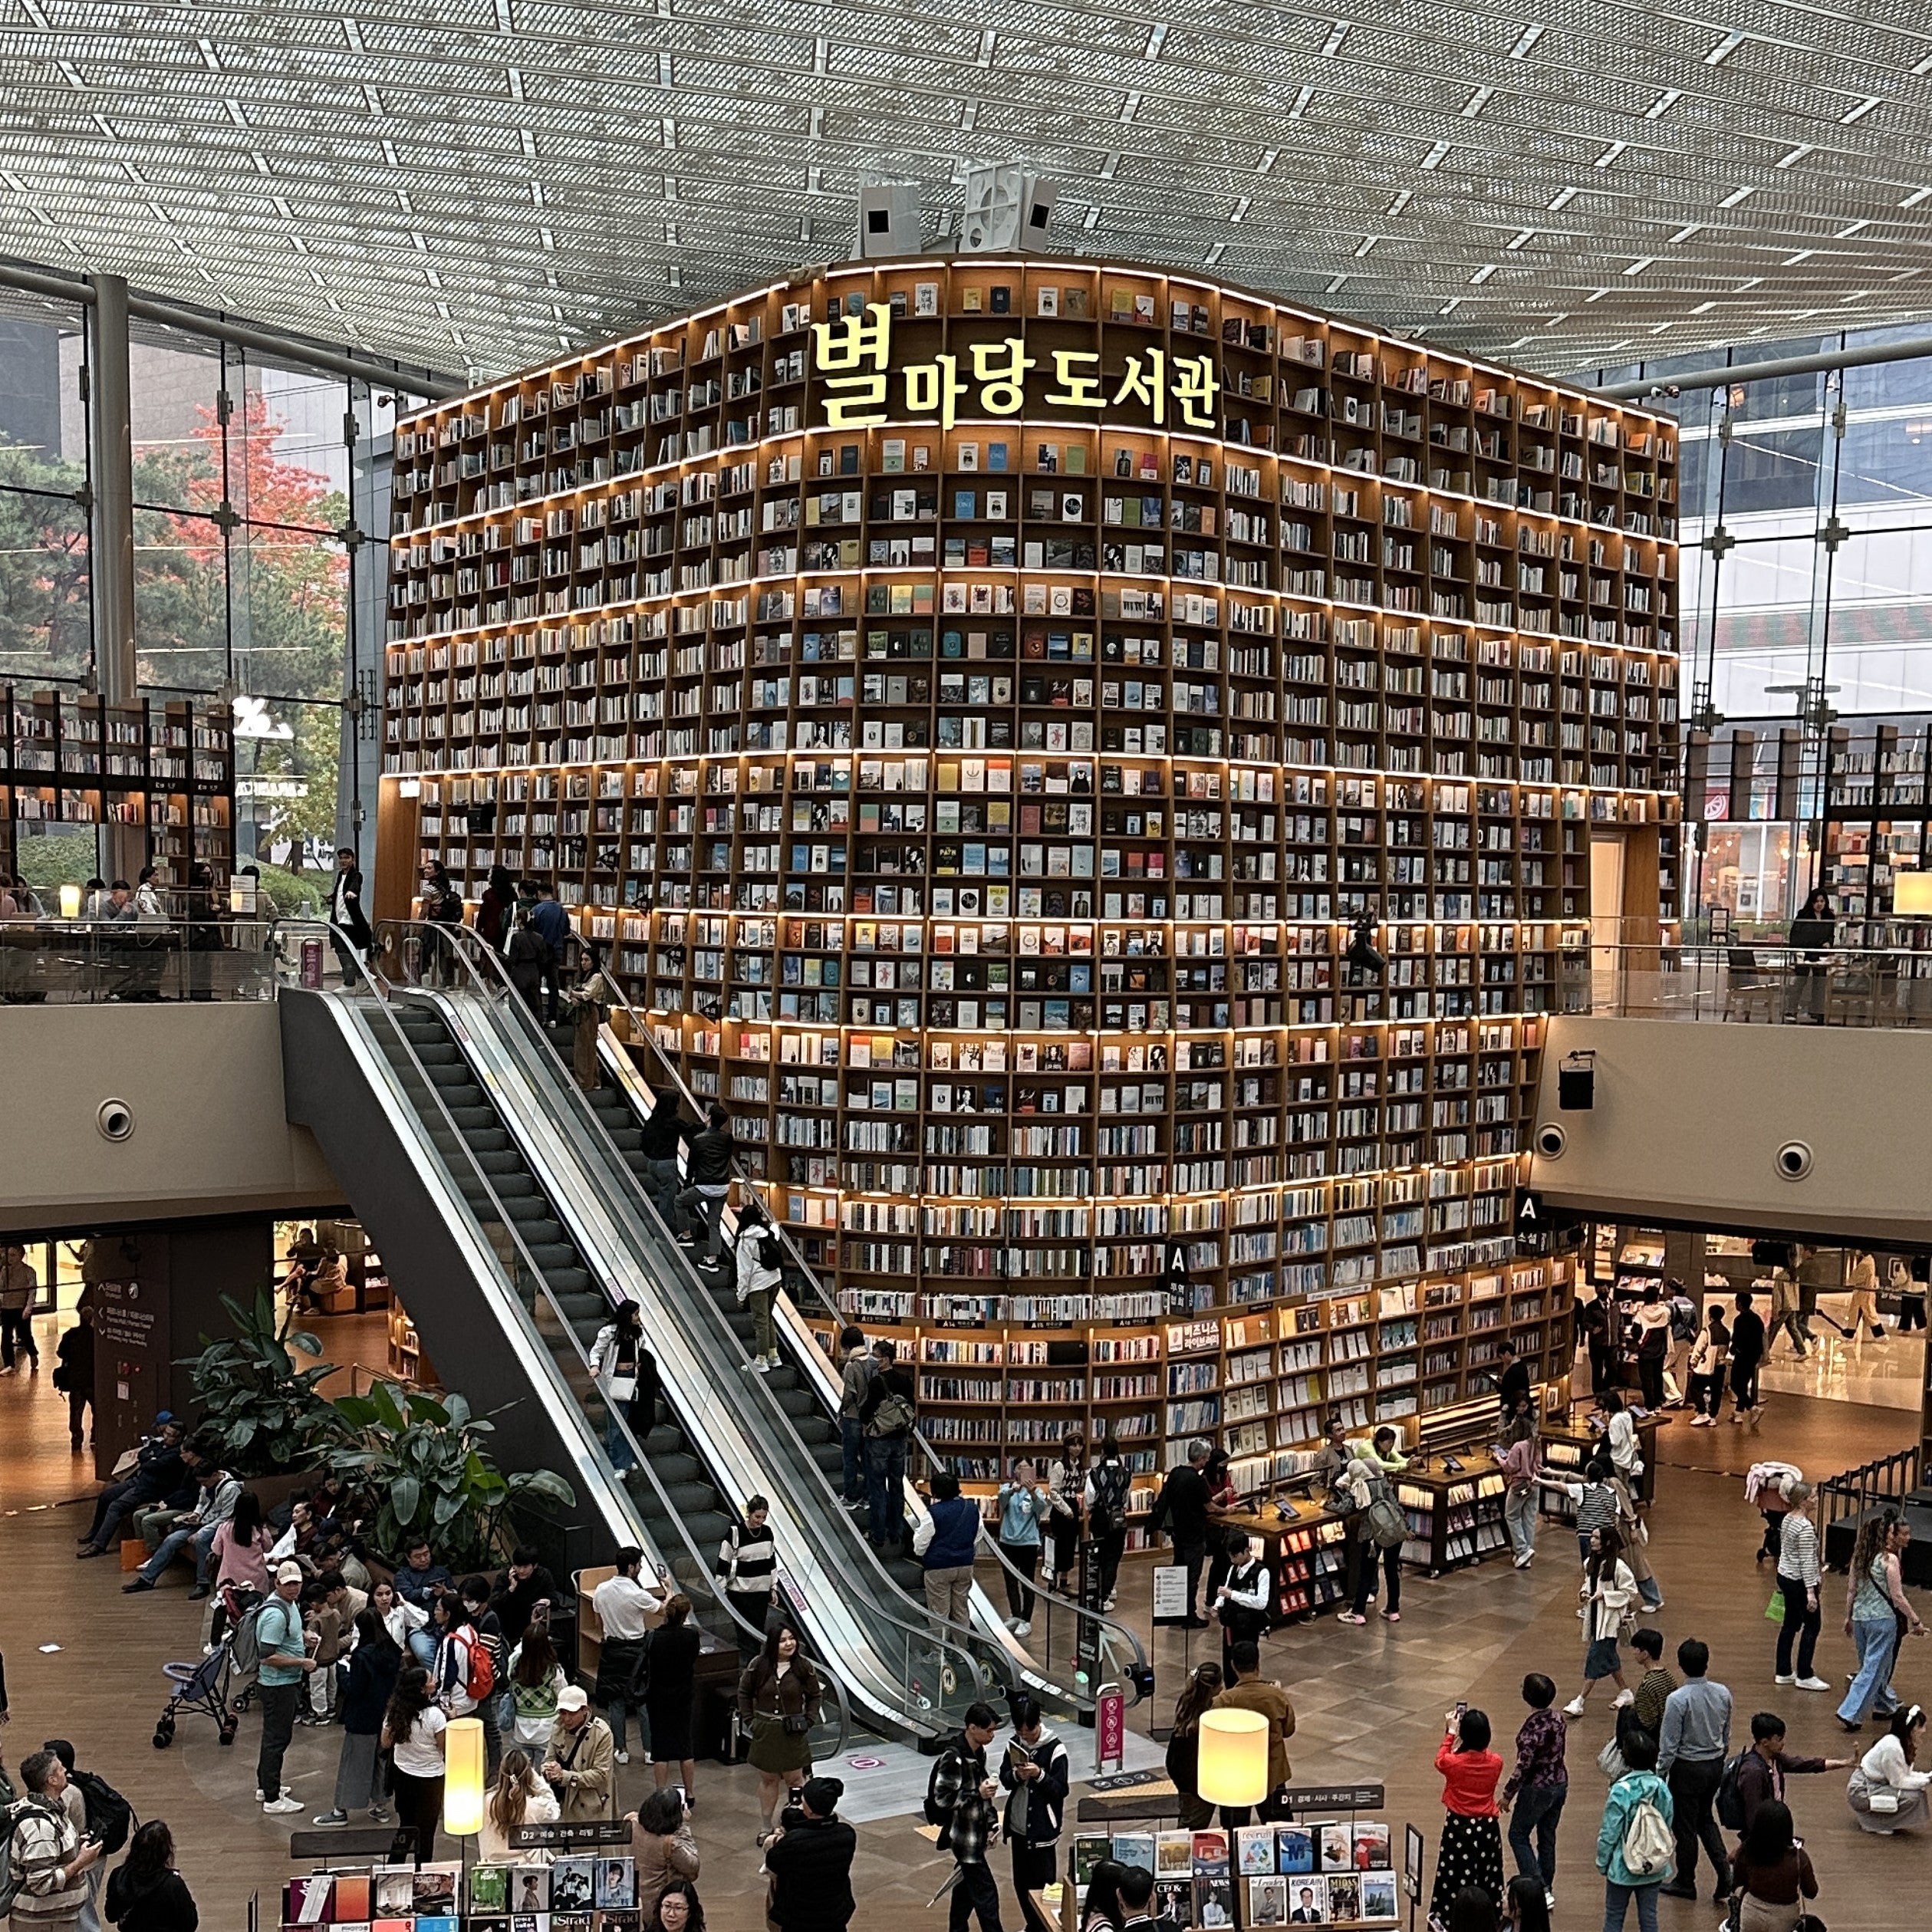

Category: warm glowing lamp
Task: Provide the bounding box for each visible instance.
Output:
[442,1716,486,1835]
[1895,871,1932,917]
[1196,1706,1269,1809]
[58,884,81,919]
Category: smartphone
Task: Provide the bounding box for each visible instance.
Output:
[1454,1701,1467,1721]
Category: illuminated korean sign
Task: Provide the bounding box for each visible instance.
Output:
[810,302,1219,433]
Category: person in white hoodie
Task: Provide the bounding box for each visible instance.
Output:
[736,1204,785,1373]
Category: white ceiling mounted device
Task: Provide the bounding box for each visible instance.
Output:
[961,164,1058,254]
[854,180,922,260]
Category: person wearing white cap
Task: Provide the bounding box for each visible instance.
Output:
[257,1560,318,1813]
[543,1684,616,1823]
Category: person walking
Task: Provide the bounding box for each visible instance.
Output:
[591,1547,662,1766]
[927,1702,1004,1932]
[1500,1675,1566,1909]
[1838,1507,1923,1732]
[738,1626,821,1846]
[0,1242,41,1374]
[1498,1414,1539,1570]
[1543,1447,1621,1568]
[313,1608,400,1827]
[676,1104,735,1267]
[995,1461,1052,1636]
[1686,1305,1730,1427]
[103,1822,196,1932]
[835,1327,874,1509]
[734,1204,785,1373]
[1766,1265,1807,1361]
[1081,1437,1133,1614]
[1771,1483,1828,1692]
[1894,1258,1928,1334]
[630,1789,699,1920]
[998,1695,1069,1932]
[1597,1391,1641,1486]
[1607,1470,1662,1615]
[1595,1730,1674,1932]
[381,1666,449,1865]
[1625,1629,1674,1740]
[1845,1247,1887,1341]
[255,1561,318,1815]
[1212,1534,1272,1682]
[53,1304,95,1453]
[915,1473,982,1633]
[1727,1800,1815,1932]
[1163,1664,1225,1831]
[1845,1703,1932,1832]
[588,1300,650,1473]
[644,1595,700,1805]
[1727,1292,1767,1428]
[1661,1282,1699,1406]
[1562,1525,1635,1719]
[544,1684,617,1824]
[763,1776,857,1932]
[858,1341,916,1555]
[507,1613,567,1752]
[1430,1709,1506,1926]
[1045,1433,1088,1593]
[719,1498,779,1659]
[1147,1440,1214,1628]
[1657,1640,1733,1905]
[476,1750,558,1863]
[1728,1713,1851,1837]
[8,1751,103,1932]
[1210,1642,1295,1828]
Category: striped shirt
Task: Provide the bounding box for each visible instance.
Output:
[1557,1477,1620,1536]
[1776,1513,1821,1589]
[720,1520,778,1595]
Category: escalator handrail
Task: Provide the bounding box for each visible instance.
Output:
[367,920,1002,1729]
[275,923,780,1670]
[507,923,1149,1700]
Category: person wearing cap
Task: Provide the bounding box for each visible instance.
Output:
[257,1560,318,1814]
[543,1684,616,1822]
[763,1776,857,1932]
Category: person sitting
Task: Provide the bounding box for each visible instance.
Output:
[490,1545,562,1647]
[393,1537,453,1662]
[1847,1704,1932,1833]
[125,1462,241,1597]
[76,1414,185,1557]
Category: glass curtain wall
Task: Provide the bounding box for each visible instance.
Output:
[0,291,418,903]
[1595,324,1932,935]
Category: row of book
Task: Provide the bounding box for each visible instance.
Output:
[284,1860,638,1926]
[1071,1822,1400,1927]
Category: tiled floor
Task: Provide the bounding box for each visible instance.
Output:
[4,1305,1929,1932]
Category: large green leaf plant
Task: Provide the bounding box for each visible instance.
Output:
[187,1288,334,1474]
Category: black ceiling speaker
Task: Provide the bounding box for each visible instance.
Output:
[1558,1050,1596,1111]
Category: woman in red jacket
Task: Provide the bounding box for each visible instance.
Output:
[1429,1707,1505,1929]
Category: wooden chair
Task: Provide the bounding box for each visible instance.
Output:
[1723,949,1782,1023]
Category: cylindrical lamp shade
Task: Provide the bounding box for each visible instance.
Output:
[58,885,81,919]
[1196,1707,1269,1808]
[443,1716,486,1835]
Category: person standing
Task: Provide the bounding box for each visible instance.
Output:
[629,1789,699,1920]
[1045,1432,1087,1593]
[734,1206,785,1373]
[1577,1283,1615,1397]
[1727,1293,1767,1428]
[314,1608,401,1827]
[506,1614,568,1753]
[544,1684,617,1824]
[1838,1508,1923,1732]
[255,1561,318,1815]
[1164,1663,1226,1830]
[1147,1440,1214,1628]
[1429,1708,1506,1927]
[7,1750,103,1932]
[380,1666,449,1865]
[1595,1730,1674,1932]
[644,1595,701,1805]
[739,1627,821,1846]
[763,1776,857,1932]
[1493,1339,1532,1422]
[0,1242,40,1374]
[1501,1675,1566,1907]
[676,1104,736,1266]
[1845,1705,1932,1832]
[591,1546,663,1766]
[915,1473,982,1633]
[1498,1415,1539,1570]
[1212,1534,1272,1682]
[1081,1437,1133,1614]
[637,1090,686,1229]
[1662,1282,1699,1405]
[1210,1642,1295,1828]
[995,1461,1052,1637]
[528,880,571,1022]
[1561,1526,1635,1719]
[1335,1452,1403,1626]
[1771,1483,1828,1692]
[836,1327,874,1509]
[1845,1248,1887,1342]
[1657,1640,1733,1905]
[998,1696,1069,1932]
[719,1498,779,1660]
[475,863,517,953]
[589,1300,650,1473]
[329,848,374,979]
[1727,1800,1815,1932]
[858,1340,916,1555]
[103,1821,198,1932]
[53,1304,95,1453]
[927,1703,1004,1932]
[1630,1292,1670,1413]
[1686,1305,1730,1427]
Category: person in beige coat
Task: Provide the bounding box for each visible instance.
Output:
[543,1685,617,1822]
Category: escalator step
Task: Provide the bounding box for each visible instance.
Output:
[771,1389,815,1420]
[446,1107,497,1132]
[555,1291,605,1323]
[809,1445,843,1476]
[412,1043,461,1065]
[650,1455,703,1486]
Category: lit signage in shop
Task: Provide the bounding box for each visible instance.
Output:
[811,303,1220,433]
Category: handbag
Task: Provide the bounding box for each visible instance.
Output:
[607,1374,638,1404]
[1596,1734,1628,1780]
[1868,1788,1901,1815]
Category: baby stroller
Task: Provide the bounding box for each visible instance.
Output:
[153,1641,239,1749]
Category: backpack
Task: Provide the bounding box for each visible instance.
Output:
[1620,1785,1676,1880]
[1088,1461,1131,1539]
[755,1228,784,1272]
[456,1628,496,1701]
[864,1384,917,1440]
[70,1768,134,1855]
[0,1801,33,1919]
[1364,1479,1407,1550]
[923,1753,956,1830]
[1668,1297,1700,1345]
[1714,1750,1749,1833]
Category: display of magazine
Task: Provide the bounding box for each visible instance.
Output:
[1286,1877,1328,1923]
[410,1869,459,1917]
[592,1861,636,1912]
[1155,1880,1194,1928]
[1192,1875,1235,1929]
[285,1879,332,1926]
[1157,1830,1196,1877]
[1359,1873,1398,1920]
[372,1872,417,1919]
[1327,1874,1361,1924]
[1247,1874,1289,1927]
[1351,1821,1391,1871]
[1316,1822,1353,1872]
[547,1863,596,1914]
[509,1870,551,1915]
[469,1868,510,1915]
[1110,1831,1155,1874]
[1190,1829,1229,1875]
[334,1878,372,1921]
[1071,1836,1111,1889]
[1275,1826,1315,1875]
[1236,1825,1277,1875]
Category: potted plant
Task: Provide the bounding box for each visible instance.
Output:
[186,1288,334,1476]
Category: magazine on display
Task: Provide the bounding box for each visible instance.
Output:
[277,1855,645,1932]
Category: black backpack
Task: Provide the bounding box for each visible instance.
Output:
[1714,1750,1749,1834]
[1088,1462,1131,1539]
[755,1228,784,1272]
[71,1768,134,1855]
[923,1753,955,1830]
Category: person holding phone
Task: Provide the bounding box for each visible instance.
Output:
[1430,1707,1505,1928]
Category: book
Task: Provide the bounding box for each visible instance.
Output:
[1037,285,1059,317]
[1190,1829,1229,1874]
[915,281,940,316]
[1248,1875,1289,1927]
[1065,286,1089,318]
[593,1860,636,1911]
[962,286,983,313]
[372,1874,417,1917]
[370,1920,413,1932]
[1193,1876,1234,1930]
[1327,1874,1361,1924]
[1286,1877,1327,1922]
[1359,1874,1397,1920]
[1236,1825,1277,1876]
[285,1879,332,1925]
[411,1871,459,1917]
[552,1916,594,1932]
[1155,1881,1194,1927]
[989,284,1012,314]
[470,1920,509,1932]
[509,1870,551,1914]
[1111,1829,1155,1874]
[1275,1826,1315,1875]
[1317,1822,1353,1871]
[548,1862,595,1913]
[468,1870,509,1915]
[1071,1835,1111,1888]
[415,1919,458,1932]
[509,1917,545,1932]
[1156,1829,1195,1877]
[1351,1822,1391,1870]
[332,1878,372,1922]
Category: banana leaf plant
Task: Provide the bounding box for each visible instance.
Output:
[317,1377,575,1571]
[186,1288,334,1475]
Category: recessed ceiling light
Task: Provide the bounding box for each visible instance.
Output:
[1505,229,1534,250]
[1548,186,1577,209]
[1461,86,1494,117]
[1901,186,1932,207]
[1835,219,1871,239]
[1667,223,1700,244]
[1353,235,1377,257]
[1289,85,1315,117]
[1470,263,1496,284]
[1321,21,1349,57]
[1624,256,1654,275]
[1839,95,1883,125]
[1644,89,1682,119]
[1386,188,1412,216]
[1143,23,1167,58]
[1775,143,1813,168]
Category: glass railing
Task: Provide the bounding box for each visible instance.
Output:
[1567,940,1932,1029]
[0,913,280,1001]
[364,920,998,1737]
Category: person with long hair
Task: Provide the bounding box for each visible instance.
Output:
[314,1608,400,1828]
[1443,1891,1497,1932]
[1429,1707,1505,1927]
[589,1300,650,1472]
[477,863,518,951]
[646,1594,702,1805]
[1077,1861,1130,1932]
[1839,1508,1924,1730]
[1770,1483,1827,1691]
[1165,1662,1226,1829]
[1045,1431,1088,1593]
[1562,1525,1635,1718]
[508,1612,568,1749]
[477,1747,558,1863]
[650,1880,704,1932]
[1082,1435,1132,1612]
[629,1786,699,1919]
[1847,1703,1932,1832]
[1727,1799,1815,1932]
[104,1821,196,1932]
[380,1665,447,1865]
[738,1624,821,1844]
[1500,1874,1549,1932]
[1498,1414,1539,1569]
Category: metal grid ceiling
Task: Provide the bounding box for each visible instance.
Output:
[3,0,1930,380]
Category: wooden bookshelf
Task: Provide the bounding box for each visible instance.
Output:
[382,254,1676,1495]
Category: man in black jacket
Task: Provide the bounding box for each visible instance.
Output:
[1147,1440,1214,1628]
[858,1341,917,1554]
[77,1414,186,1557]
[489,1544,561,1647]
[765,1776,857,1932]
[998,1697,1069,1932]
[678,1104,735,1265]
